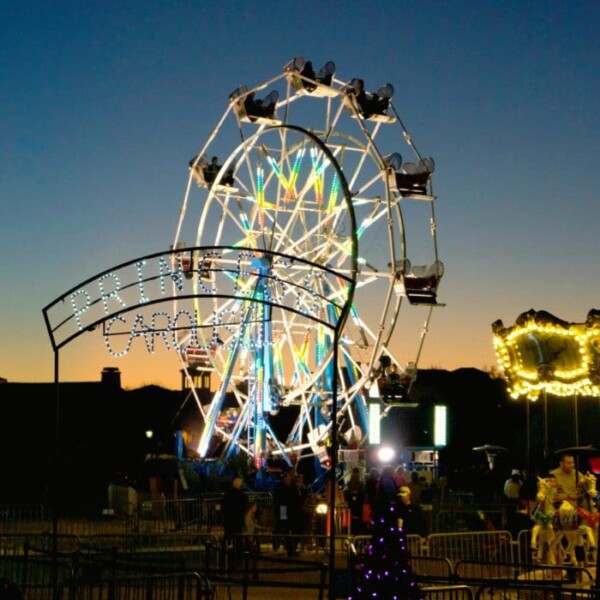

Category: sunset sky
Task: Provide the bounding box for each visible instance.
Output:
[1,1,598,391]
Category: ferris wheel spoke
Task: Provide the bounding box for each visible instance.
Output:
[266,143,306,200]
[222,398,254,455]
[271,205,336,260]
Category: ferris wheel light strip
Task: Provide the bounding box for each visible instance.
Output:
[328,219,369,270]
[274,337,284,382]
[240,212,252,236]
[334,216,372,266]
[266,155,289,192]
[297,148,330,203]
[290,332,312,388]
[317,319,326,366]
[265,149,305,202]
[327,174,340,216]
[286,148,305,200]
[255,165,266,227]
[355,216,372,240]
[309,147,324,204]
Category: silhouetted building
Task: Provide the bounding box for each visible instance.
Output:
[1,367,597,507]
[101,367,121,389]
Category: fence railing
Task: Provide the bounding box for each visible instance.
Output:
[0,498,545,536]
[1,530,599,600]
[0,499,598,600]
[73,572,214,600]
[427,530,515,565]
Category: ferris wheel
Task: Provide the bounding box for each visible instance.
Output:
[172,57,443,476]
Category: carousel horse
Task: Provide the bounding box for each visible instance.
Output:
[550,499,584,566]
[531,476,557,563]
[575,471,599,555]
[580,470,598,514]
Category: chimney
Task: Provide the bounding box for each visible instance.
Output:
[101,367,121,389]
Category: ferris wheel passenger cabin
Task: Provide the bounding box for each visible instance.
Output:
[391,258,445,306]
[170,241,193,280]
[368,354,418,406]
[185,345,212,369]
[188,154,237,192]
[386,154,436,200]
[343,78,397,123]
[229,85,281,125]
[170,241,215,282]
[284,55,338,97]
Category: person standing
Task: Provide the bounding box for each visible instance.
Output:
[519,467,541,515]
[242,501,260,554]
[363,468,380,526]
[406,471,423,504]
[221,475,248,560]
[344,467,366,534]
[243,501,259,536]
[273,469,302,556]
[396,486,429,538]
[503,469,523,505]
[376,466,399,517]
[393,465,408,488]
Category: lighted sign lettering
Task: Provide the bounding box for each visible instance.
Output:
[135,260,150,304]
[98,272,126,313]
[69,288,91,330]
[44,247,351,354]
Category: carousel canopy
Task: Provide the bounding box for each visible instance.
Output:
[492,308,600,400]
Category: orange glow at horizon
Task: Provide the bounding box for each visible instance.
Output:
[2,317,501,390]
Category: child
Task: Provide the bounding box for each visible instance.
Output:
[243,501,260,555]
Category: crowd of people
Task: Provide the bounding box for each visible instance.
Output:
[219,463,435,561]
[217,451,598,563]
[346,465,430,537]
[221,469,309,559]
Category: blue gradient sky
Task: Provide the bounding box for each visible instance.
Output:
[1,1,598,390]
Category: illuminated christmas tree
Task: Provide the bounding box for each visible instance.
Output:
[348,503,423,600]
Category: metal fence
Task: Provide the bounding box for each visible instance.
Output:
[422,586,474,600]
[428,531,515,565]
[475,581,599,600]
[74,572,214,600]
[1,536,599,600]
[0,504,50,535]
[0,498,543,536]
[0,500,598,600]
[0,554,74,600]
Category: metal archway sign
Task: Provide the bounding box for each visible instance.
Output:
[43,125,358,590]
